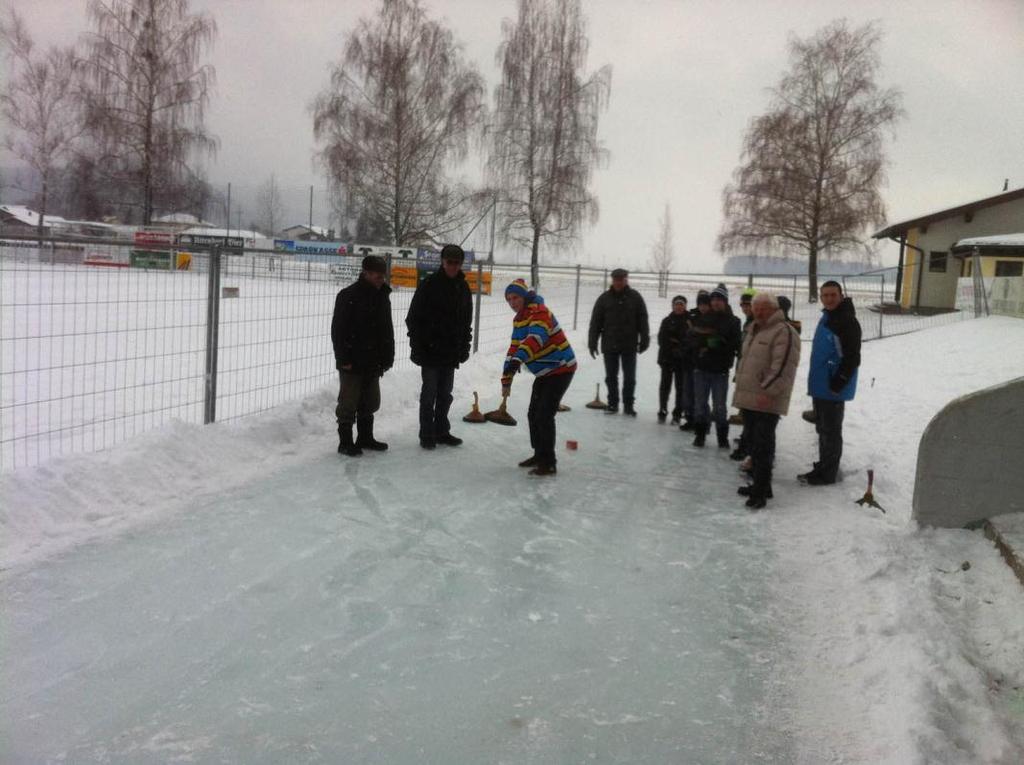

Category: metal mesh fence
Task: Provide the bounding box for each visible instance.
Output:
[1,235,978,471]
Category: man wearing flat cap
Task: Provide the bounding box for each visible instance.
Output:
[331,255,395,456]
[588,268,649,415]
[405,243,473,449]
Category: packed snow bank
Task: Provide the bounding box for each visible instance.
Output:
[761,315,1024,763]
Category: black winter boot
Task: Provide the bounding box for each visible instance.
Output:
[355,417,388,451]
[338,424,362,457]
[716,424,730,448]
[692,424,707,448]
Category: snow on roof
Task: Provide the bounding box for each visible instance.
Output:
[953,233,1024,248]
[180,226,264,240]
[281,223,331,236]
[154,212,216,227]
[0,204,69,227]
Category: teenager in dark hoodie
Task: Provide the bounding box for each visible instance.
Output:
[689,285,742,447]
[656,295,691,424]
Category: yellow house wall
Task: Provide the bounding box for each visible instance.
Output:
[898,196,1024,309]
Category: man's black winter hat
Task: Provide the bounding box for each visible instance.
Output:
[362,255,387,274]
[611,268,628,278]
[777,295,792,317]
[440,243,465,262]
[696,292,711,306]
[672,294,687,305]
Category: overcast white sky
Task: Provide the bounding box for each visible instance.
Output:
[6,0,1024,270]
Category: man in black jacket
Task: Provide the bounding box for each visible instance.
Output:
[588,268,649,416]
[406,244,473,449]
[689,285,742,447]
[331,255,395,457]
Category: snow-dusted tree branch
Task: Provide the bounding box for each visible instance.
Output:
[254,174,284,237]
[0,10,83,234]
[487,0,611,285]
[312,0,485,247]
[718,19,902,301]
[647,203,674,273]
[77,0,218,224]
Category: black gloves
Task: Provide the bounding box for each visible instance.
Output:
[638,337,650,354]
[829,373,849,394]
[589,347,598,359]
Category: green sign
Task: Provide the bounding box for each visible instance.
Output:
[130,250,174,270]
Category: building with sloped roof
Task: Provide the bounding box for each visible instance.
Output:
[873,187,1024,311]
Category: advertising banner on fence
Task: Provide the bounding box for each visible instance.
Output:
[130,250,174,270]
[274,239,348,259]
[134,231,174,248]
[132,230,173,270]
[329,259,363,283]
[84,247,129,267]
[351,243,417,260]
[176,233,244,254]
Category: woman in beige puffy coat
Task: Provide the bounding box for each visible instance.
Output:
[732,294,801,509]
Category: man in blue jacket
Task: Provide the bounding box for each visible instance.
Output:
[800,280,861,485]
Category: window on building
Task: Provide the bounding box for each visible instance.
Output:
[995,260,1023,277]
[928,251,948,273]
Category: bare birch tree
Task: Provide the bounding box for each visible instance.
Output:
[312,0,485,247]
[79,0,217,224]
[648,203,674,272]
[718,19,902,301]
[254,174,284,237]
[488,0,610,285]
[0,10,83,235]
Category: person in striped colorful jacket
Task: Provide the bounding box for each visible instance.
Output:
[501,279,577,476]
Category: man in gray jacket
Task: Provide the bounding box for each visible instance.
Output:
[588,268,649,416]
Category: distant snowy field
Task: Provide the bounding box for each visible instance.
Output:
[2,300,1022,761]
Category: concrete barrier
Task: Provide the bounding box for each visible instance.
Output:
[912,376,1024,527]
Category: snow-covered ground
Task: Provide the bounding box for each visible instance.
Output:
[2,315,1023,763]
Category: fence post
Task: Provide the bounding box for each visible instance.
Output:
[747,273,753,289]
[306,259,311,282]
[603,268,609,291]
[203,247,222,425]
[792,275,797,307]
[472,262,483,354]
[879,273,885,338]
[251,257,256,279]
[573,264,582,330]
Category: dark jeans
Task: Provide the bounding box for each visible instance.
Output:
[813,398,845,482]
[528,371,574,467]
[682,367,695,420]
[693,370,728,427]
[336,370,381,427]
[658,362,690,418]
[418,366,456,440]
[603,351,637,407]
[744,409,780,497]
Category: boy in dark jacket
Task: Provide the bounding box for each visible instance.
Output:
[405,244,473,449]
[331,256,395,456]
[688,285,742,447]
[657,295,691,424]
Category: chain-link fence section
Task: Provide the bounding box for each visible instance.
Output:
[1,234,980,471]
